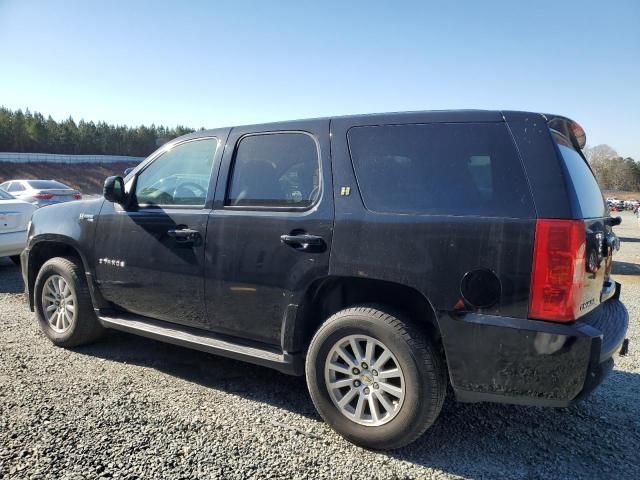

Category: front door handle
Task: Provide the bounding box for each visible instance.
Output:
[167,228,202,245]
[280,233,326,252]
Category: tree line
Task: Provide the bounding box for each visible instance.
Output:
[585,144,640,192]
[1,106,638,192]
[0,106,196,157]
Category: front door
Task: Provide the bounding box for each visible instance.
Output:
[204,121,334,346]
[94,135,226,328]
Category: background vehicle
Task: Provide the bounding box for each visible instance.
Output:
[20,110,628,449]
[0,179,82,207]
[606,197,624,210]
[624,199,639,210]
[0,189,36,264]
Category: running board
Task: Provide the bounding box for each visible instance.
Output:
[97,310,303,375]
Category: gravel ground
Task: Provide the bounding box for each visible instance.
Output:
[1,212,639,479]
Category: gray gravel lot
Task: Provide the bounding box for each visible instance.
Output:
[1,212,639,479]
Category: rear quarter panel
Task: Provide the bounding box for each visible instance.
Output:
[329,113,536,320]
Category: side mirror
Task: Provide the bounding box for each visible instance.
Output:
[103,176,126,204]
[124,167,134,176]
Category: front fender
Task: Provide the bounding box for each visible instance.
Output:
[24,198,106,310]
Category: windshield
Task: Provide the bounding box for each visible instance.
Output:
[0,189,14,200]
[553,131,606,218]
[26,180,69,189]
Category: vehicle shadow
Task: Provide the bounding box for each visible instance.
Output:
[74,329,318,418]
[619,236,640,243]
[73,329,640,478]
[388,369,640,477]
[0,258,25,294]
[612,260,640,275]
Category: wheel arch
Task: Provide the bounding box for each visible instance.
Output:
[284,276,442,355]
[26,236,105,311]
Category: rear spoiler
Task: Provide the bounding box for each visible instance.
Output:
[542,114,587,151]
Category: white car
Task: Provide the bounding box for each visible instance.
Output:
[0,189,37,265]
[0,179,82,207]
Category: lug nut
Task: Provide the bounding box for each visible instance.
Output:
[352,367,360,375]
[363,387,370,395]
[372,369,378,376]
[361,362,368,369]
[373,383,379,390]
[353,380,361,387]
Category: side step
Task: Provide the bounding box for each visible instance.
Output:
[97,310,303,375]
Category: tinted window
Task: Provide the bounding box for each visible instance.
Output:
[135,138,218,206]
[226,133,320,208]
[26,180,68,189]
[553,133,606,218]
[347,123,534,217]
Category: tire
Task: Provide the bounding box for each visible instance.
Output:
[10,255,21,266]
[34,256,104,347]
[306,306,446,450]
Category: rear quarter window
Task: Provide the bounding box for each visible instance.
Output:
[552,132,606,219]
[347,123,534,217]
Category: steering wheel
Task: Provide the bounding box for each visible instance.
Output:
[172,182,207,201]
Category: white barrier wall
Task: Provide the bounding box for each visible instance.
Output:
[0,152,145,164]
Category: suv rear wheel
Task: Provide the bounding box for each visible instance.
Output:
[306,306,446,449]
[34,256,104,347]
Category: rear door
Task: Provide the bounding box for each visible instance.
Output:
[204,120,333,346]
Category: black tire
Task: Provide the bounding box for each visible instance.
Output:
[10,255,21,266]
[34,256,104,347]
[306,306,446,450]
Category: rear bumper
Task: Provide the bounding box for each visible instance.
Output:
[439,283,629,407]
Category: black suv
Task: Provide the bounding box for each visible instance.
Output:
[21,110,629,449]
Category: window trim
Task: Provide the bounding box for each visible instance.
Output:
[133,136,220,209]
[223,130,323,212]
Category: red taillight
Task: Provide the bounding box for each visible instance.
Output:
[33,193,54,200]
[529,219,586,322]
[73,193,82,200]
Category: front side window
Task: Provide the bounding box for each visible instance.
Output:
[8,182,25,192]
[135,138,218,206]
[347,123,534,217]
[226,133,320,208]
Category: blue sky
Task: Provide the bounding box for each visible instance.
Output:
[1,0,638,158]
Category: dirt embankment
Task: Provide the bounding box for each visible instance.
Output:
[0,162,138,194]
[603,190,640,200]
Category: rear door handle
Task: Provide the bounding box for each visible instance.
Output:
[280,233,326,251]
[167,228,202,245]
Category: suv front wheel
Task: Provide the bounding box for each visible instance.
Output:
[306,306,446,449]
[34,256,104,347]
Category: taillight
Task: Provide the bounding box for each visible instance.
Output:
[529,219,586,322]
[73,193,82,200]
[33,193,54,200]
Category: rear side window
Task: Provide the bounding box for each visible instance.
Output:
[347,123,534,217]
[552,132,606,218]
[8,182,25,192]
[226,133,320,208]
